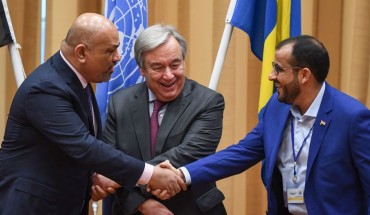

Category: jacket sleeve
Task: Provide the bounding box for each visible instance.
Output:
[25,80,145,190]
[350,108,370,210]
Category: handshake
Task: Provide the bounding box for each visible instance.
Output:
[91,161,186,201]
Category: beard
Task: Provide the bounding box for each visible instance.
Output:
[277,75,300,104]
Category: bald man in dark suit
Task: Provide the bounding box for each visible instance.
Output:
[0,13,184,215]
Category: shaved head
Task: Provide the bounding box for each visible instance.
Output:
[60,13,121,83]
[64,13,116,48]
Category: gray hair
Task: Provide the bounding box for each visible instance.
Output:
[134,24,187,68]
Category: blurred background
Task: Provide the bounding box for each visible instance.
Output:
[0,0,369,214]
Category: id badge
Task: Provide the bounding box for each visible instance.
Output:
[286,181,304,204]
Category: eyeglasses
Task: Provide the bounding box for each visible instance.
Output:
[271,62,301,75]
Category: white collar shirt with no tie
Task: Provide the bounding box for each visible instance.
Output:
[277,82,326,215]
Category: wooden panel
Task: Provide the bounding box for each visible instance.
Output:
[301,0,315,35]
[47,0,78,55]
[149,0,179,26]
[23,0,41,74]
[340,0,370,104]
[315,0,343,88]
[78,0,102,15]
[187,0,214,85]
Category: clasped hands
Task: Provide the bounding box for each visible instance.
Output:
[91,161,185,201]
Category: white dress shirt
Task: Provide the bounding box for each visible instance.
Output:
[277,83,325,214]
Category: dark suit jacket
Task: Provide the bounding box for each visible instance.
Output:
[0,52,145,215]
[185,83,370,215]
[103,79,226,215]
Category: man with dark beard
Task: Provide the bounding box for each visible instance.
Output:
[161,35,370,215]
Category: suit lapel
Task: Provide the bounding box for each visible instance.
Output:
[155,80,191,155]
[132,80,192,158]
[51,52,91,132]
[132,84,152,161]
[66,73,93,136]
[90,87,102,138]
[306,84,333,181]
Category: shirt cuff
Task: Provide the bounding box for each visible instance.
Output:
[179,167,192,185]
[137,163,154,185]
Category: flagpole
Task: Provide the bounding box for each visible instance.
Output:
[208,0,237,90]
[92,201,98,215]
[7,43,25,87]
[208,24,233,90]
[2,0,26,87]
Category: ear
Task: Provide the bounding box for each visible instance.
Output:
[300,68,311,84]
[75,44,87,63]
[139,67,146,76]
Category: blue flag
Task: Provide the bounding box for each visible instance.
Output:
[96,0,148,125]
[230,0,301,61]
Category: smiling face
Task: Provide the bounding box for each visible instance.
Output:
[269,44,301,105]
[140,36,185,102]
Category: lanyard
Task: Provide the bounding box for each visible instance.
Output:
[290,116,314,183]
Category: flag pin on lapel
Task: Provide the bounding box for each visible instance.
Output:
[320,120,326,126]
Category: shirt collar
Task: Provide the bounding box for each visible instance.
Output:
[291,82,326,119]
[148,88,156,102]
[59,51,88,88]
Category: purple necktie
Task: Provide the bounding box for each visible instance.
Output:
[85,84,95,136]
[150,99,165,158]
[85,84,93,113]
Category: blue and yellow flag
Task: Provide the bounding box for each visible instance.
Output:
[230,0,301,110]
[96,0,148,124]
